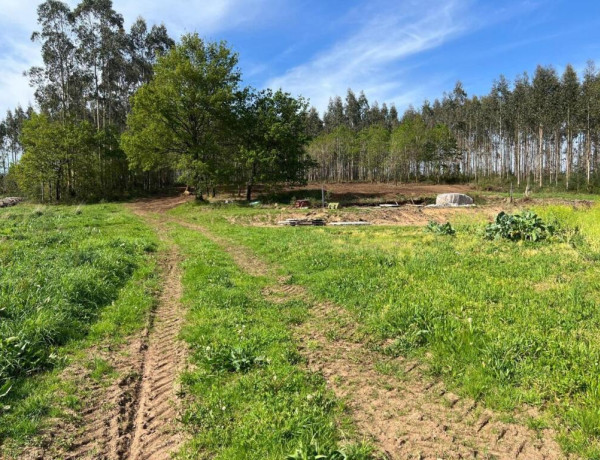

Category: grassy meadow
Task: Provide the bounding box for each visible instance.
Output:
[170,201,600,458]
[3,197,600,458]
[170,224,372,459]
[0,204,158,447]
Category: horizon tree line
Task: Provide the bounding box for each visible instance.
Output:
[2,0,600,200]
[306,62,600,190]
[0,0,311,202]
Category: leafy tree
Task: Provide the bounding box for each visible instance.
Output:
[28,0,79,119]
[304,107,323,138]
[532,65,560,186]
[237,89,311,200]
[344,89,361,130]
[561,64,580,189]
[323,96,345,132]
[17,113,95,201]
[122,34,240,197]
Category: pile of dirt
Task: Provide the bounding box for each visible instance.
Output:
[231,205,506,227]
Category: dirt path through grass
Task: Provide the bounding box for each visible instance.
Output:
[63,201,188,459]
[65,243,185,460]
[148,196,564,460]
[120,201,187,460]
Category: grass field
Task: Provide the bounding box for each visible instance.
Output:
[0,204,158,449]
[3,193,600,458]
[169,200,600,458]
[171,224,371,459]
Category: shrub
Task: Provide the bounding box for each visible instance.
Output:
[425,221,456,236]
[485,211,554,242]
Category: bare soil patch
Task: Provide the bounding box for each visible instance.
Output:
[298,301,563,460]
[288,182,474,199]
[228,204,508,228]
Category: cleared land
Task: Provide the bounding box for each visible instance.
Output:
[2,185,600,459]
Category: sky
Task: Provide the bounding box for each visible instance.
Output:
[1,0,600,116]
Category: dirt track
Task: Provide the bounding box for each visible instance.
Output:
[20,199,189,460]
[125,201,187,460]
[137,196,563,460]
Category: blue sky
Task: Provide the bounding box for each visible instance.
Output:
[1,0,600,116]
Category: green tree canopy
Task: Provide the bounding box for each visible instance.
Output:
[121,33,240,196]
[237,88,312,200]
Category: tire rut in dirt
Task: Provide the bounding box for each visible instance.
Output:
[63,246,184,460]
[123,240,185,459]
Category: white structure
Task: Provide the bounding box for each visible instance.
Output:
[435,193,474,207]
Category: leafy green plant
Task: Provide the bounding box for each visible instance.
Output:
[286,439,374,460]
[484,211,554,241]
[202,344,269,373]
[425,220,456,235]
[286,439,345,460]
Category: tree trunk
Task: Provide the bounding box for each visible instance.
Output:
[566,108,572,190]
[538,125,543,187]
[587,102,591,185]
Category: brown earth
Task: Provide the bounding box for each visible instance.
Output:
[288,182,474,198]
[230,204,509,227]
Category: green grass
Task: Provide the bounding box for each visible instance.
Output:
[0,204,158,450]
[170,224,370,459]
[170,201,600,458]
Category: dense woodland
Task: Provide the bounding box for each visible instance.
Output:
[2,0,600,201]
[308,65,600,190]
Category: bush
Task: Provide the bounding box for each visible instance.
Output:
[425,221,456,236]
[485,211,554,242]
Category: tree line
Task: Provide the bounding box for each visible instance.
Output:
[1,0,174,200]
[306,63,600,190]
[3,0,600,201]
[0,0,311,202]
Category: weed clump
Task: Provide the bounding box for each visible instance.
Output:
[485,211,554,242]
[202,344,269,373]
[425,221,456,236]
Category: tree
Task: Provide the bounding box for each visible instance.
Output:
[237,89,311,200]
[323,96,345,131]
[532,65,560,186]
[561,65,580,189]
[18,113,95,201]
[122,34,240,197]
[28,0,79,119]
[304,107,323,138]
[344,89,361,130]
[582,61,600,186]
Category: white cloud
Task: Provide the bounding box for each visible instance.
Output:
[266,0,470,112]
